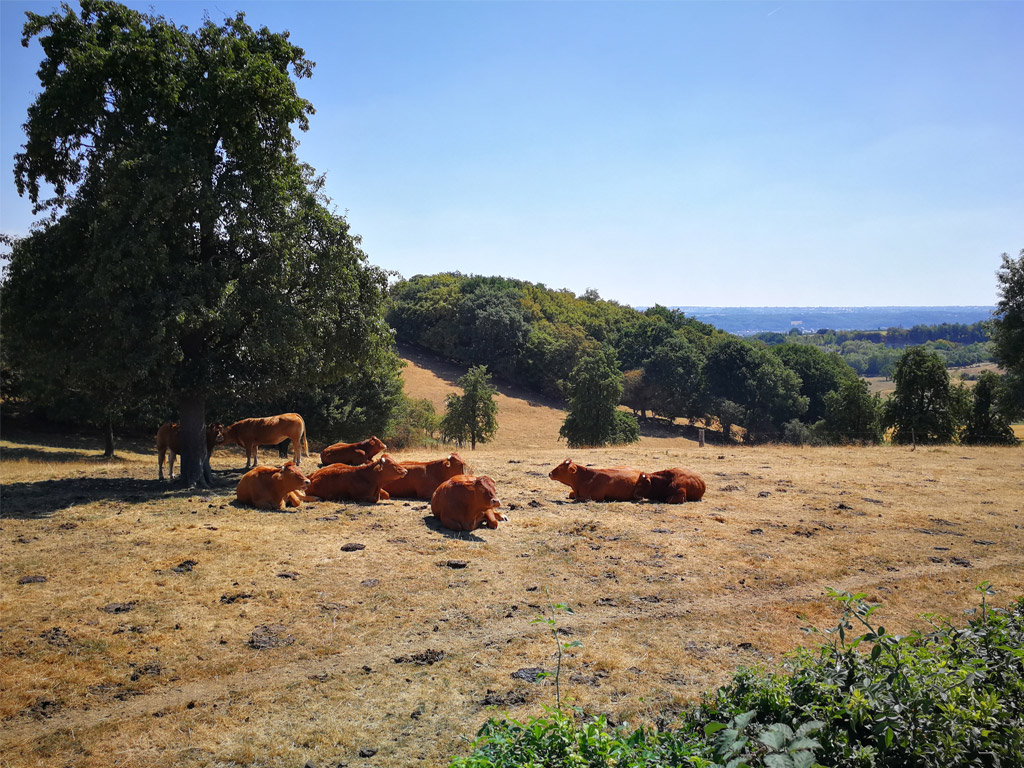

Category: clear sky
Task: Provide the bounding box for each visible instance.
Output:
[2,1,1021,307]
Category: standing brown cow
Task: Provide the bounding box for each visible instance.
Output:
[223,413,309,469]
[382,453,468,499]
[634,467,706,503]
[304,454,408,502]
[548,459,643,502]
[235,462,311,510]
[319,436,387,466]
[156,422,225,481]
[430,475,504,531]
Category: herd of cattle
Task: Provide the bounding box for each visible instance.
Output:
[156,413,706,532]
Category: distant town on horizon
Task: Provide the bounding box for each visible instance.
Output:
[646,306,997,336]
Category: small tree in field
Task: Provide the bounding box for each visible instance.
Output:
[560,348,639,448]
[440,366,498,450]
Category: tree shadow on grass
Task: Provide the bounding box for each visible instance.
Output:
[636,417,730,445]
[0,446,132,464]
[421,514,486,542]
[0,475,234,520]
[1,427,154,456]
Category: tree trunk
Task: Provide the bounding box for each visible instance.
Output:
[102,416,115,459]
[178,394,209,488]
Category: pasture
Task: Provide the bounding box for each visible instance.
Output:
[2,358,1023,768]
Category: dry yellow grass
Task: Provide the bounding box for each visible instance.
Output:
[2,356,1023,768]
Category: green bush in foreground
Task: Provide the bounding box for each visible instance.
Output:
[452,587,1024,768]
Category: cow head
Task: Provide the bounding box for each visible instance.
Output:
[367,436,387,456]
[445,453,468,474]
[275,461,311,492]
[474,476,505,526]
[634,472,651,500]
[373,453,408,483]
[548,459,577,485]
[206,422,226,445]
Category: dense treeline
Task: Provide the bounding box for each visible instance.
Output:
[389,274,871,443]
[388,273,719,399]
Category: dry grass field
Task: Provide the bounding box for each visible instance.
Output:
[2,353,1023,768]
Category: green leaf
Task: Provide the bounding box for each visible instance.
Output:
[704,722,728,737]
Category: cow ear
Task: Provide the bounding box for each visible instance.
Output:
[443,458,451,468]
[373,462,383,472]
[272,471,283,482]
[569,464,577,474]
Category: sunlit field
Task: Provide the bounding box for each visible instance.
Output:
[2,355,1022,768]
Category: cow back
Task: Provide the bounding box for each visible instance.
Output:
[320,436,387,466]
[384,454,466,499]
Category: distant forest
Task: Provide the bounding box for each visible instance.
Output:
[753,324,993,378]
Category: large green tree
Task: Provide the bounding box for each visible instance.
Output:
[884,347,960,444]
[773,343,859,424]
[822,378,885,444]
[962,371,1018,445]
[3,2,396,485]
[641,336,707,422]
[440,365,498,450]
[704,338,808,442]
[560,348,639,448]
[990,249,1024,417]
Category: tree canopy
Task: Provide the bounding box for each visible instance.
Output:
[560,348,639,448]
[990,249,1024,417]
[2,1,398,483]
[884,347,959,445]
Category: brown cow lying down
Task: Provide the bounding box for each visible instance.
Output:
[635,467,706,503]
[319,436,387,466]
[383,453,468,500]
[430,475,504,531]
[156,422,225,481]
[304,454,408,502]
[548,459,643,502]
[223,413,309,469]
[235,462,311,510]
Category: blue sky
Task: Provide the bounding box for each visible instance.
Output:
[2,1,1021,306]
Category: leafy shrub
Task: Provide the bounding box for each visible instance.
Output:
[451,588,1024,767]
[385,395,440,450]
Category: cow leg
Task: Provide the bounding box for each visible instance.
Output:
[378,489,391,501]
[168,451,177,481]
[292,435,302,465]
[285,491,304,508]
[667,491,688,503]
[158,449,165,481]
[482,510,499,529]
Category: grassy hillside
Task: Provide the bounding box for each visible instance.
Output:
[1,352,1022,768]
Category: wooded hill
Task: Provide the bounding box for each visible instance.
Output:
[387,273,1019,446]
[389,274,849,443]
